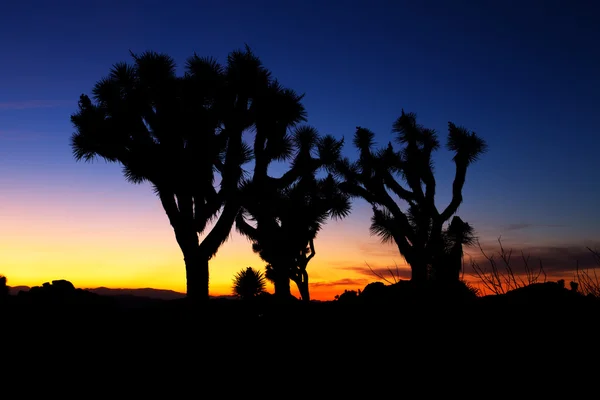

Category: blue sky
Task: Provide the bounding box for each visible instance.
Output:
[0,0,599,291]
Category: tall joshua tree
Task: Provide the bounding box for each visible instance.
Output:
[70,47,306,302]
[338,110,487,283]
[235,125,350,301]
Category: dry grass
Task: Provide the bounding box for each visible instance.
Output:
[469,237,600,297]
[574,247,600,297]
[469,236,546,295]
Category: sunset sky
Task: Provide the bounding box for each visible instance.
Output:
[1,0,599,300]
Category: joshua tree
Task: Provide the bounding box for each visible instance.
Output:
[232,267,267,300]
[235,124,349,301]
[338,110,487,283]
[70,47,306,302]
[237,172,351,301]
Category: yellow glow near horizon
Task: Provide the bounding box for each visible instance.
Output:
[2,182,586,301]
[0,185,409,300]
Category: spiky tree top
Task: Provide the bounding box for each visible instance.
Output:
[338,110,487,278]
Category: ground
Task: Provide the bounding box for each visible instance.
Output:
[2,284,597,394]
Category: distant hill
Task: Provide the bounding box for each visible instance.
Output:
[8,285,185,300]
[7,285,239,301]
[87,287,186,300]
[8,286,30,295]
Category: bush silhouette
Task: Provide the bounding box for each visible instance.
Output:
[232,267,267,300]
[335,289,360,303]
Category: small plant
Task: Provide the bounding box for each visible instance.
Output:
[232,267,267,300]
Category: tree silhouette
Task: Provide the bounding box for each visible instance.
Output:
[232,267,267,300]
[338,110,487,283]
[70,47,305,302]
[234,124,349,301]
[237,173,350,301]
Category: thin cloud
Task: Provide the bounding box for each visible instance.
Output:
[465,243,600,278]
[504,223,532,231]
[310,278,370,288]
[362,266,411,281]
[0,100,72,110]
[357,242,402,258]
[335,262,411,281]
[502,223,567,232]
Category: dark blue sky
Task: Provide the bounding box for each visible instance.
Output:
[1,0,599,248]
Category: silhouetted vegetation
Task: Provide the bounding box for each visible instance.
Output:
[337,111,487,286]
[334,289,360,303]
[575,247,600,297]
[470,237,547,295]
[232,267,267,300]
[56,45,600,365]
[335,278,479,308]
[236,166,351,302]
[70,46,309,302]
[468,238,600,302]
[229,92,348,301]
[15,279,114,307]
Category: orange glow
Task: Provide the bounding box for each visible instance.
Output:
[2,183,587,301]
[0,184,410,301]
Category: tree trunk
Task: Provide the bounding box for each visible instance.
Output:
[296,270,310,302]
[448,246,463,281]
[270,260,293,301]
[411,261,428,283]
[274,274,292,300]
[184,248,209,303]
[431,247,462,283]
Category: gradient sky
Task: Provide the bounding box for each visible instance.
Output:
[1,0,599,299]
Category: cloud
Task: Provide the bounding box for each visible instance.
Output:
[361,266,412,281]
[335,262,411,281]
[501,223,567,232]
[465,243,600,279]
[504,223,532,231]
[310,278,370,288]
[356,241,402,258]
[0,100,72,110]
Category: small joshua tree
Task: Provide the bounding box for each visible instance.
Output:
[232,267,267,300]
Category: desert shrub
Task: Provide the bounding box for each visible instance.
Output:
[232,267,267,300]
[335,289,360,303]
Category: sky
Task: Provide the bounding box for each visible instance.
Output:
[0,0,599,299]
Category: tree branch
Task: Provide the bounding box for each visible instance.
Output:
[440,162,467,222]
[306,238,316,264]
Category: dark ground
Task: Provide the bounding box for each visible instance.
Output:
[2,284,598,395]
